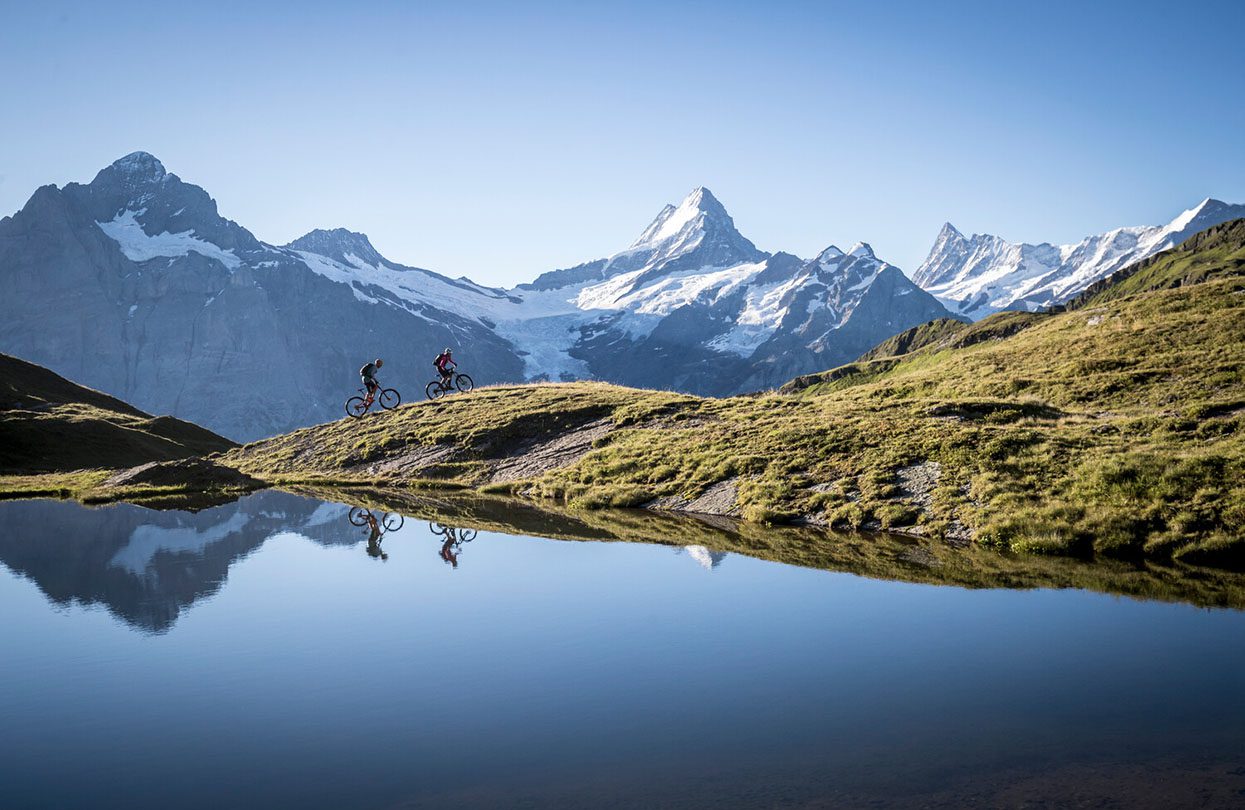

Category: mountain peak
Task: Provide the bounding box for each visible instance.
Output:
[1165,197,1238,235]
[937,222,964,240]
[682,185,726,214]
[849,242,876,259]
[285,228,385,266]
[817,245,845,262]
[90,151,170,193]
[112,151,166,176]
[630,185,734,249]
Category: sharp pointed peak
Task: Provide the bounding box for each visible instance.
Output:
[1165,196,1236,233]
[629,185,734,249]
[681,185,720,205]
[816,245,845,261]
[937,221,964,239]
[849,241,876,259]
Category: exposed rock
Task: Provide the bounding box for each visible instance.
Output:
[489,418,616,483]
[896,461,942,512]
[682,478,741,516]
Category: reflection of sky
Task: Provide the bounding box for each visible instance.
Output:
[1,499,1244,809]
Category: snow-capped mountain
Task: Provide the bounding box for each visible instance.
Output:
[496,188,953,393]
[0,153,954,438]
[915,198,1245,318]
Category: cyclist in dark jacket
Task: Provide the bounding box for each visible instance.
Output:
[360,358,384,404]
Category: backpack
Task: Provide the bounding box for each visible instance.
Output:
[360,364,372,377]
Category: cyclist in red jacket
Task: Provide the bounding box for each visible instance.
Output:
[434,348,456,388]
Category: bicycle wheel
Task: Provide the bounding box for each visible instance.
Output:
[348,506,370,526]
[345,396,368,418]
[380,388,401,410]
[382,512,405,532]
[429,522,448,536]
[425,381,445,401]
[459,528,478,543]
[455,374,474,393]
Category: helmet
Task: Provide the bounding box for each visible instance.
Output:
[443,347,452,355]
[375,358,383,366]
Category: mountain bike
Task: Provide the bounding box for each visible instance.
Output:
[429,522,478,543]
[345,385,400,418]
[425,373,474,401]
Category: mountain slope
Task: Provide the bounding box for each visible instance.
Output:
[0,352,234,473]
[916,198,1245,318]
[223,220,1245,567]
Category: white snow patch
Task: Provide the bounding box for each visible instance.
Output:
[97,209,242,269]
[109,512,251,575]
[304,501,353,527]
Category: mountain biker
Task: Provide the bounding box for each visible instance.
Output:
[364,512,388,561]
[434,348,456,388]
[360,358,383,404]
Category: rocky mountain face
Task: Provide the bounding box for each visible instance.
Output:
[0,153,954,439]
[914,198,1245,319]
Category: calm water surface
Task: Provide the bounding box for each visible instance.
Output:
[1,491,1243,809]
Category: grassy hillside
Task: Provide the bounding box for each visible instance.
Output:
[0,353,236,475]
[225,221,1245,567]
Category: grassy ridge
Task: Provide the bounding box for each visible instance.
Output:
[225,223,1245,567]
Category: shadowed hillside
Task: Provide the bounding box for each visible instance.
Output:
[0,352,235,474]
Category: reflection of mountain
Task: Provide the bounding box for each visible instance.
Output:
[0,492,356,633]
[683,545,728,570]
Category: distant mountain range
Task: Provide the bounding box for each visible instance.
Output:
[0,153,951,439]
[0,151,1235,440]
[914,198,1245,318]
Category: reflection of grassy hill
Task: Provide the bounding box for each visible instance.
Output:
[226,221,1245,567]
[0,353,235,474]
[295,485,1245,610]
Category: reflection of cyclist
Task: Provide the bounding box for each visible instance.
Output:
[439,536,459,568]
[365,513,387,561]
[433,348,455,387]
[360,358,384,404]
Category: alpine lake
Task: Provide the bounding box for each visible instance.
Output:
[1,488,1243,809]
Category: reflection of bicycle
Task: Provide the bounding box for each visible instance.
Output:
[425,373,474,401]
[431,522,477,569]
[346,386,401,418]
[429,522,477,542]
[349,507,405,532]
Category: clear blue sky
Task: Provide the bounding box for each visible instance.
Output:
[2,0,1243,286]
